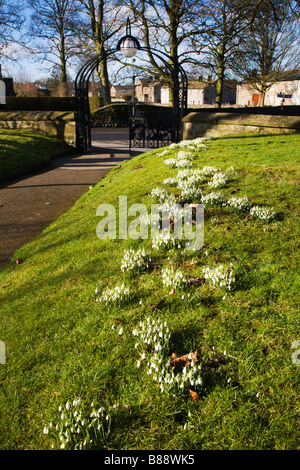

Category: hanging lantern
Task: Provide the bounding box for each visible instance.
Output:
[118,18,140,58]
[120,37,139,58]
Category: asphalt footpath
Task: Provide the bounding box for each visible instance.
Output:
[0,128,152,270]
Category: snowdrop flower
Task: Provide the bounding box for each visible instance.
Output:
[203,264,235,291]
[120,247,151,273]
[208,172,228,189]
[161,266,187,289]
[202,192,225,207]
[201,166,218,176]
[227,196,250,213]
[250,205,276,222]
[97,283,130,305]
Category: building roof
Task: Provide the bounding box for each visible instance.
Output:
[111,85,133,91]
[136,79,165,87]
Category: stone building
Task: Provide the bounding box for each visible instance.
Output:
[135,79,164,104]
[236,73,300,106]
[161,78,237,106]
[110,84,133,102]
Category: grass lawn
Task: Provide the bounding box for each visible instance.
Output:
[0,133,299,450]
[0,129,74,182]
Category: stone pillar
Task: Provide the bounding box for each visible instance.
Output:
[0,79,6,105]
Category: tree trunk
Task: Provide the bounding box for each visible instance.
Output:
[95,43,111,106]
[91,0,111,106]
[60,33,68,97]
[168,2,180,107]
[215,46,225,108]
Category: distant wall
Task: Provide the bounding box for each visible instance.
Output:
[0,111,76,145]
[183,111,300,140]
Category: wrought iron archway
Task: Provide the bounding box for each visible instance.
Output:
[75,21,188,153]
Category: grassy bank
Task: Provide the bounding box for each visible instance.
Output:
[0,133,299,450]
[0,129,74,182]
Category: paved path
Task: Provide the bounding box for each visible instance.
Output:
[0,128,152,270]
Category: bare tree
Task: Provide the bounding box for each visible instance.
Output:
[122,0,202,105]
[73,1,126,105]
[233,0,300,105]
[192,0,253,108]
[0,0,25,59]
[27,0,78,96]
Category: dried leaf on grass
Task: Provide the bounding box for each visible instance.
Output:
[186,277,205,286]
[189,389,200,402]
[170,350,198,372]
[131,164,143,171]
[150,299,165,309]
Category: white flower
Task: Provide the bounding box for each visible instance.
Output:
[208,172,228,189]
[151,186,170,202]
[161,265,187,288]
[120,247,151,273]
[250,205,275,222]
[202,264,235,291]
[201,166,218,176]
[97,283,130,305]
[202,191,225,207]
[227,196,250,213]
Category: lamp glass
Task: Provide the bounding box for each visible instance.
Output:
[120,38,138,58]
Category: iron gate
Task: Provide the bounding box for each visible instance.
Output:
[129,104,174,149]
[75,20,187,153]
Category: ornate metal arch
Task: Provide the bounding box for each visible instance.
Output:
[75,26,188,153]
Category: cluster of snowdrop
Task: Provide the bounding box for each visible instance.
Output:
[120,247,152,273]
[227,196,250,213]
[96,283,130,305]
[132,318,202,395]
[132,317,171,356]
[201,166,218,176]
[168,137,209,151]
[43,399,111,450]
[162,177,178,187]
[178,168,206,185]
[250,205,276,222]
[161,265,187,289]
[164,156,192,169]
[157,194,184,220]
[152,231,182,251]
[177,179,202,203]
[202,264,235,291]
[201,191,225,207]
[151,187,170,202]
[164,149,196,169]
[145,353,202,395]
[208,172,228,189]
[138,211,161,227]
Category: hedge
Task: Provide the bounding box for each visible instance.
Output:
[1,96,77,111]
[90,102,175,127]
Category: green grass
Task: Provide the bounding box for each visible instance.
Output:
[0,133,299,450]
[0,129,74,182]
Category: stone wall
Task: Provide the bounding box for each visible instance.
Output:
[0,111,76,145]
[183,111,300,140]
